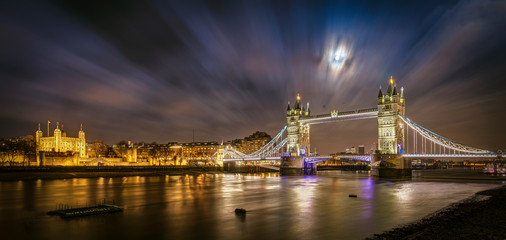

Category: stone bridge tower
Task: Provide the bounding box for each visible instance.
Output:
[286,94,310,156]
[374,76,410,177]
[377,76,405,154]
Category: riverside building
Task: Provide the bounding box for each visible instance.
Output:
[35,122,86,164]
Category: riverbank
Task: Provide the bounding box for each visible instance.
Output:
[0,166,222,181]
[412,168,506,183]
[368,185,506,239]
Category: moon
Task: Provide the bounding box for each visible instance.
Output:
[331,46,347,69]
[318,38,353,81]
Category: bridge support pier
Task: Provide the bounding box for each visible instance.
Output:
[371,154,411,178]
[223,161,236,172]
[304,160,317,175]
[280,156,316,175]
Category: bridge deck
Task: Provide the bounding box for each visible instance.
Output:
[403,154,498,158]
[304,155,372,162]
[222,154,499,162]
[223,157,281,162]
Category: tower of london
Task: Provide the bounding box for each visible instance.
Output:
[35,122,86,164]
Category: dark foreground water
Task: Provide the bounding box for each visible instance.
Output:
[0,170,500,240]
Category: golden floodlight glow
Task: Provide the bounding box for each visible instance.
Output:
[390,76,394,84]
[296,93,301,101]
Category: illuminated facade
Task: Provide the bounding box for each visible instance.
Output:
[134,142,181,165]
[286,94,310,156]
[232,131,272,154]
[377,76,405,154]
[234,139,269,154]
[35,122,86,160]
[181,142,219,161]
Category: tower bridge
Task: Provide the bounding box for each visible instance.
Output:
[215,76,501,177]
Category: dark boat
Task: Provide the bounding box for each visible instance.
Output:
[235,208,247,214]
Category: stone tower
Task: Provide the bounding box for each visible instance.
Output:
[286,94,311,156]
[78,124,86,158]
[377,76,405,154]
[35,124,43,165]
[54,122,61,152]
[35,123,43,144]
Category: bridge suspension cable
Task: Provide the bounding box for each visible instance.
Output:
[218,126,288,160]
[247,126,287,157]
[399,115,492,154]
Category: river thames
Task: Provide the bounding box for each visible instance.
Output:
[0,170,500,240]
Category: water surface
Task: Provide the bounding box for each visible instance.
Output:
[0,171,498,240]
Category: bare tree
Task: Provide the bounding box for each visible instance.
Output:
[0,138,19,166]
[18,136,35,166]
[114,140,129,158]
[90,140,108,158]
[148,142,163,166]
[158,146,172,165]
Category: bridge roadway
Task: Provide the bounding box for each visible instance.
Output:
[304,155,372,163]
[402,154,499,160]
[222,155,372,162]
[223,157,281,162]
[223,153,500,163]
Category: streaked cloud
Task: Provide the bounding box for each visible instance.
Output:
[0,0,504,152]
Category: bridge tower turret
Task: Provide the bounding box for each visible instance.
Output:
[377,76,405,154]
[374,76,410,177]
[286,94,310,156]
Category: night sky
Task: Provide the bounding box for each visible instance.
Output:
[1,0,505,154]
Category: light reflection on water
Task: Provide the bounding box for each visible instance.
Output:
[0,171,500,240]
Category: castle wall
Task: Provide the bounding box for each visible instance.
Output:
[35,124,87,165]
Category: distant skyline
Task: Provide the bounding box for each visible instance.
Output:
[1,0,505,154]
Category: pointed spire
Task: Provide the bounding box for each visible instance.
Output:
[294,94,302,110]
[401,87,404,98]
[80,123,83,131]
[38,123,41,131]
[386,76,393,95]
[56,121,59,129]
[287,101,291,111]
[393,85,397,95]
[378,86,383,98]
